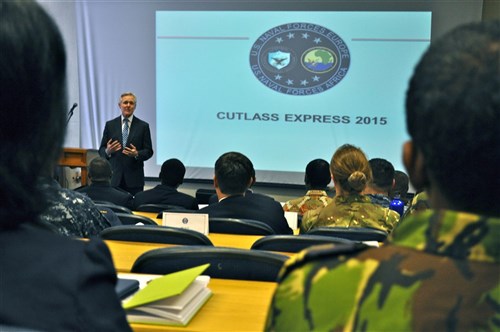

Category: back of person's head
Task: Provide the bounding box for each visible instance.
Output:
[159,158,186,187]
[305,159,331,189]
[0,0,67,228]
[368,158,395,193]
[330,144,372,194]
[390,170,410,202]
[214,152,253,195]
[88,157,113,183]
[405,20,500,216]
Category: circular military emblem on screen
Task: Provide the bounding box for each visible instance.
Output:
[250,23,350,96]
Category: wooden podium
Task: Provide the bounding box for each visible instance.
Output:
[58,148,91,186]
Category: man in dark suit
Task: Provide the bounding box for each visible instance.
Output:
[99,92,153,195]
[199,152,292,234]
[133,158,199,210]
[207,165,275,205]
[76,156,134,209]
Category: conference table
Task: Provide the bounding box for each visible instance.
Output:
[106,211,298,273]
[108,222,278,331]
[107,212,296,273]
[109,211,290,331]
[108,238,279,332]
[122,275,277,332]
[106,233,266,273]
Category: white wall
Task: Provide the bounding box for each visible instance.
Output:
[39,1,81,148]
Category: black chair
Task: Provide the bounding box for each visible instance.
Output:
[251,234,355,253]
[95,203,132,214]
[135,203,190,213]
[306,227,388,242]
[209,217,275,235]
[0,325,42,332]
[93,200,117,205]
[195,188,216,204]
[115,213,158,226]
[99,225,213,245]
[131,246,288,281]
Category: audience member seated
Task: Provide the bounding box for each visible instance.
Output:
[403,190,430,219]
[38,176,111,238]
[207,165,275,205]
[266,20,500,331]
[75,156,134,209]
[389,169,410,205]
[300,144,399,233]
[198,152,292,234]
[0,2,130,330]
[133,158,199,210]
[363,158,395,208]
[283,158,333,216]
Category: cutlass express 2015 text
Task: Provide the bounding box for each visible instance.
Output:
[216,112,388,125]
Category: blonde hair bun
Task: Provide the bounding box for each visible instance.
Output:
[347,171,367,192]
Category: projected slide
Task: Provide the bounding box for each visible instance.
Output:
[156,11,431,183]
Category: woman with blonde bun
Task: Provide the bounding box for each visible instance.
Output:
[300,144,399,233]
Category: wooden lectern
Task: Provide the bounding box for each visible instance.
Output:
[58,148,89,186]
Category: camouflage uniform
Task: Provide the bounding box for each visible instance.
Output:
[403,191,430,219]
[366,193,391,208]
[283,190,333,216]
[38,178,111,238]
[266,209,500,331]
[300,194,400,233]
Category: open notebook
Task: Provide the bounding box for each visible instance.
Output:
[120,264,212,326]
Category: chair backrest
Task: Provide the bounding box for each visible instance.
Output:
[135,203,189,213]
[93,200,117,205]
[115,213,157,226]
[0,325,42,332]
[209,217,275,235]
[155,207,195,219]
[251,234,355,253]
[195,188,217,204]
[131,246,288,281]
[99,225,213,245]
[306,227,388,242]
[95,203,132,214]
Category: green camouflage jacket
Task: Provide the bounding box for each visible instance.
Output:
[300,194,400,233]
[283,190,333,216]
[402,191,430,219]
[266,209,500,331]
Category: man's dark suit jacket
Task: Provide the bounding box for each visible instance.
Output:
[198,194,293,234]
[0,222,131,331]
[99,115,153,188]
[208,190,274,205]
[76,182,134,209]
[133,184,199,210]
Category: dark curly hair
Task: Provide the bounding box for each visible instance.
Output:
[406,20,500,216]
